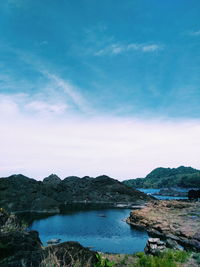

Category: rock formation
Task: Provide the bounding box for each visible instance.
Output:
[0,174,153,213]
[127,200,200,252]
[0,209,98,267]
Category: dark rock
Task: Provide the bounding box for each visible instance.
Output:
[0,174,153,213]
[0,232,97,267]
[166,239,180,249]
[43,174,61,185]
[0,230,42,260]
[193,233,200,241]
[0,211,98,267]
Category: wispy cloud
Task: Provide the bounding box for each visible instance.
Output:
[0,71,90,116]
[44,72,90,113]
[95,43,163,56]
[189,30,200,36]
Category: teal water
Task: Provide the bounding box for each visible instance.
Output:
[29,209,148,254]
[138,188,192,200]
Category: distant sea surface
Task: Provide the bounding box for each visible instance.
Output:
[29,209,148,254]
[138,188,198,200]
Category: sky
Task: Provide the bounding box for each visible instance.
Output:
[0,0,200,180]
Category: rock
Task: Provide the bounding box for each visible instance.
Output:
[0,174,153,213]
[0,230,42,260]
[0,237,97,267]
[0,209,9,228]
[166,239,180,249]
[43,174,61,185]
[0,210,22,232]
[144,238,167,255]
[193,233,200,241]
[128,200,200,252]
[148,238,160,243]
[0,211,98,267]
[47,238,61,245]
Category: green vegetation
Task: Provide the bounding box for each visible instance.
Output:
[95,254,115,267]
[135,250,190,267]
[123,166,200,188]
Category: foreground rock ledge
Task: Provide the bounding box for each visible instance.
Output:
[127,200,200,251]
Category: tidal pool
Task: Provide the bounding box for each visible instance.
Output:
[29,208,148,254]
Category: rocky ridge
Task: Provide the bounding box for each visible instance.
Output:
[123,166,200,188]
[0,174,153,213]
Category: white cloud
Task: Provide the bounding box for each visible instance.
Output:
[142,44,161,52]
[95,43,162,56]
[25,101,68,114]
[0,93,199,180]
[0,67,90,115]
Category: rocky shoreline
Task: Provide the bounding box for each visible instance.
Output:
[127,200,200,252]
[0,209,98,267]
[10,202,147,217]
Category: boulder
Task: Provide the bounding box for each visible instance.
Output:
[144,238,167,255]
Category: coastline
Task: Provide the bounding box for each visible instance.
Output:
[126,200,200,252]
[11,201,148,215]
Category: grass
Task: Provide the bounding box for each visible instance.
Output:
[135,250,190,267]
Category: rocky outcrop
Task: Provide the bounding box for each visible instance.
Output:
[144,237,183,255]
[0,210,98,267]
[0,174,153,213]
[127,200,200,251]
[0,238,98,267]
[144,238,166,255]
[43,174,61,185]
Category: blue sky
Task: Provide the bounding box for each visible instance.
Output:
[0,0,200,179]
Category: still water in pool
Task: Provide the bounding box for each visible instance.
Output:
[29,209,148,254]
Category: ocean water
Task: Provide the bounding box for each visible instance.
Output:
[29,208,148,254]
[137,188,195,200]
